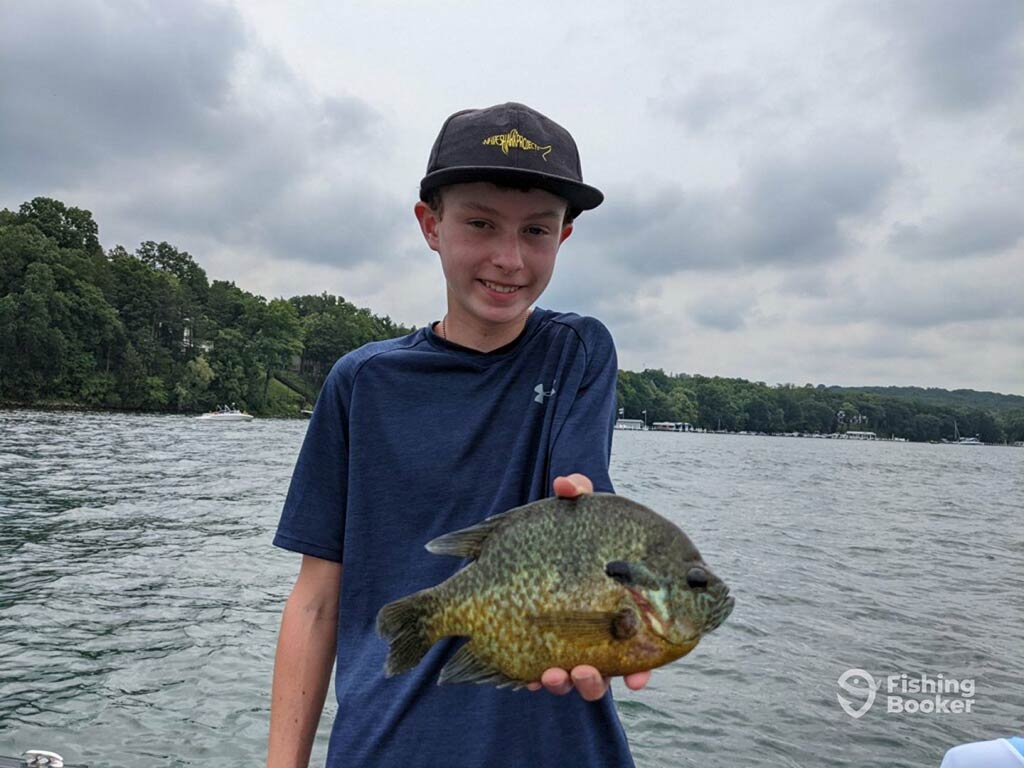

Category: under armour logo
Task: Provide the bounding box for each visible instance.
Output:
[533,383,556,404]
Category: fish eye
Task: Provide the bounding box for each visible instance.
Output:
[686,567,709,591]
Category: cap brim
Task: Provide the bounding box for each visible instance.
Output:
[420,166,604,215]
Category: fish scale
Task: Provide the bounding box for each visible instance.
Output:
[376,493,734,688]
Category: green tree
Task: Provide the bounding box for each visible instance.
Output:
[1002,410,1024,442]
[695,378,741,431]
[668,387,698,424]
[175,356,216,412]
[247,298,303,400]
[743,395,776,433]
[799,399,835,433]
[5,263,68,398]
[117,343,149,409]
[17,197,101,255]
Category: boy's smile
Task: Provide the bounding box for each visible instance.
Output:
[416,182,573,352]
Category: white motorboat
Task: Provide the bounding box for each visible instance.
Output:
[196,408,254,422]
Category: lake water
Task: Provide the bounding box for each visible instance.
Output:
[1,410,1021,767]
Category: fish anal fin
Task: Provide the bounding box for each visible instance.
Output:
[438,642,522,688]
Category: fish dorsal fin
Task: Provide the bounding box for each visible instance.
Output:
[531,609,639,643]
[425,508,517,559]
[438,641,522,688]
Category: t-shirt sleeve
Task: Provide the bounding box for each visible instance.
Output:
[548,319,618,494]
[273,359,351,562]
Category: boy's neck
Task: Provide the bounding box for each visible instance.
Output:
[437,309,533,352]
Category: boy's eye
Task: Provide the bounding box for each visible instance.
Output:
[467,220,491,229]
[525,226,549,236]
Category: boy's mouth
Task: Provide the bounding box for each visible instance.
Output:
[479,279,520,295]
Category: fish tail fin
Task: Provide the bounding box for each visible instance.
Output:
[376,590,438,677]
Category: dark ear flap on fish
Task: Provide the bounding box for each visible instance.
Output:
[604,560,661,589]
[426,516,506,559]
[604,561,633,584]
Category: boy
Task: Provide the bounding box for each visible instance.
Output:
[268,102,649,767]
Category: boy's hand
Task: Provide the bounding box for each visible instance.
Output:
[526,474,653,701]
[551,473,593,499]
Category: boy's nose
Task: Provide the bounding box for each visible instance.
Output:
[490,234,524,272]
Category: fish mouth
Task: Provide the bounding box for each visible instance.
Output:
[679,587,734,640]
[704,593,734,634]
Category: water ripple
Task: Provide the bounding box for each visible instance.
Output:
[1,412,1022,767]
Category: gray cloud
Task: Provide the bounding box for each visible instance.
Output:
[649,74,756,133]
[690,291,751,331]
[805,263,1024,329]
[575,130,900,277]
[804,329,942,365]
[737,134,899,263]
[0,1,242,186]
[0,0,397,268]
[889,202,1024,260]
[318,96,382,147]
[776,264,842,299]
[572,187,726,274]
[649,70,811,136]
[867,0,1024,113]
[1,0,1020,393]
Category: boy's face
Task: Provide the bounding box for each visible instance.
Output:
[415,182,573,334]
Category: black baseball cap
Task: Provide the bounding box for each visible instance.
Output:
[419,102,604,217]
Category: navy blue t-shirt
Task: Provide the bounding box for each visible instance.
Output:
[274,307,633,767]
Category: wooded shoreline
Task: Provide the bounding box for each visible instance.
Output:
[3,197,1022,442]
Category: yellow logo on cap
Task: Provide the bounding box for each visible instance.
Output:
[482,129,552,160]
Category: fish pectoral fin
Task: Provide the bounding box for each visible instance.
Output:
[531,609,638,642]
[438,641,523,689]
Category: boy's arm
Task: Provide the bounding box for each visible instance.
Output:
[268,555,342,768]
[527,474,652,701]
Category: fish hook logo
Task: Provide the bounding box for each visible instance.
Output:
[837,668,878,719]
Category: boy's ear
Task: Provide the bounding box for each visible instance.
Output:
[414,201,441,252]
[559,222,574,244]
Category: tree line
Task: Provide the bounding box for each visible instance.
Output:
[3,196,1022,441]
[0,197,411,415]
[617,369,1024,444]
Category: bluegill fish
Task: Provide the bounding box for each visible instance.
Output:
[376,493,734,688]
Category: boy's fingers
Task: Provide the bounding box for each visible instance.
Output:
[624,670,652,691]
[540,667,573,696]
[533,665,646,700]
[571,666,609,701]
[553,474,594,498]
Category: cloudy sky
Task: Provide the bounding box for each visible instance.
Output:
[2,1,1022,394]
